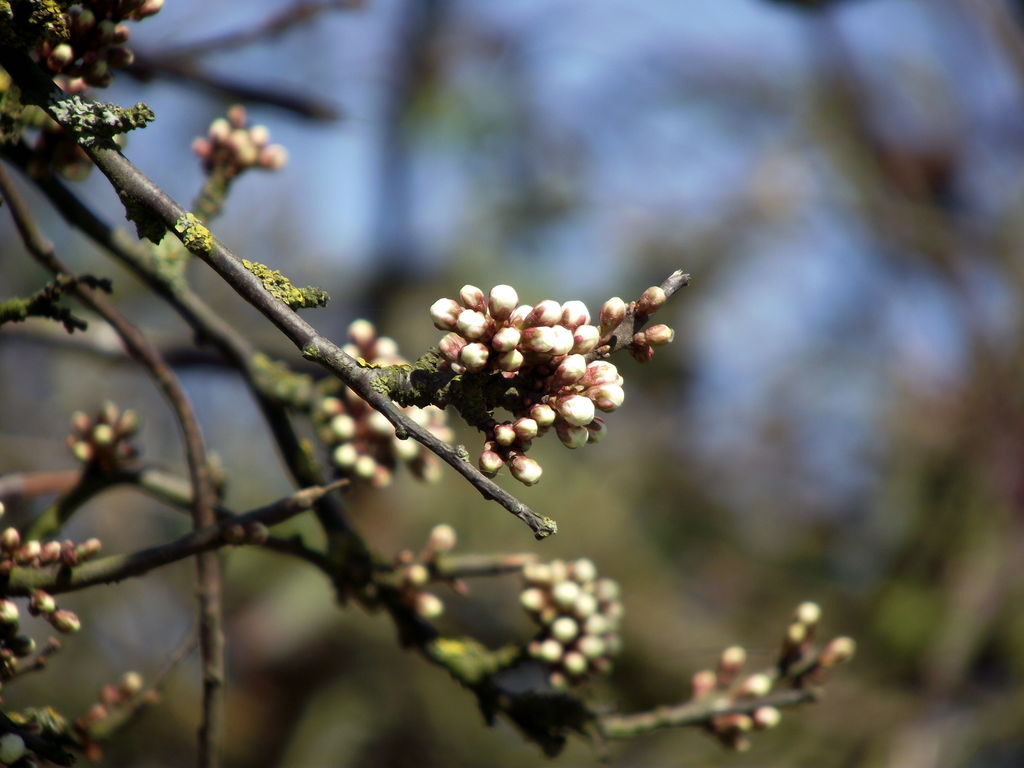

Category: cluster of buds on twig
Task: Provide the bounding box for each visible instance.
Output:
[390,524,460,620]
[192,105,288,177]
[36,1,164,89]
[519,558,623,689]
[66,402,139,473]
[314,321,450,487]
[74,670,149,754]
[0,523,102,574]
[689,602,855,752]
[0,593,76,682]
[430,284,673,485]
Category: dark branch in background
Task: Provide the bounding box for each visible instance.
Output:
[0,274,110,333]
[0,163,225,768]
[124,0,361,121]
[3,480,347,596]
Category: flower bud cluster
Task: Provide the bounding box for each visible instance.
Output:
[392,524,459,620]
[689,602,856,752]
[36,1,164,89]
[66,402,139,473]
[75,669,148,737]
[519,558,623,688]
[192,105,288,177]
[0,526,102,574]
[0,592,79,683]
[314,321,451,487]
[430,284,662,485]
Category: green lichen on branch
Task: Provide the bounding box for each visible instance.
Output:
[241,259,329,310]
[251,352,315,407]
[47,93,153,147]
[0,274,110,333]
[173,212,212,255]
[0,0,70,51]
[427,637,521,685]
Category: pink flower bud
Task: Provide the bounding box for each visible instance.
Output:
[753,706,782,730]
[51,609,81,634]
[494,423,516,446]
[48,43,74,69]
[556,421,589,448]
[258,145,288,170]
[599,297,626,334]
[521,326,555,354]
[508,304,533,329]
[637,286,667,315]
[513,417,539,441]
[644,323,674,346]
[478,449,504,476]
[552,354,587,387]
[488,284,519,320]
[558,395,595,427]
[588,383,625,412]
[560,300,591,329]
[348,318,376,347]
[459,342,490,372]
[456,309,488,340]
[526,300,562,327]
[580,360,620,388]
[510,455,543,485]
[490,326,521,352]
[192,137,212,159]
[572,324,600,354]
[438,332,467,362]
[459,284,487,312]
[495,349,524,371]
[549,325,574,356]
[529,403,556,427]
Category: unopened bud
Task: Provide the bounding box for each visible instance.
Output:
[0,733,26,765]
[48,43,74,69]
[438,332,467,362]
[403,563,429,588]
[490,326,521,352]
[495,348,524,371]
[572,324,600,354]
[537,638,563,663]
[51,609,81,634]
[428,524,457,553]
[415,592,444,619]
[737,673,772,698]
[459,342,490,371]
[521,326,555,354]
[488,285,519,320]
[644,324,674,346]
[510,455,543,486]
[551,616,579,643]
[526,300,562,327]
[819,636,856,667]
[76,537,102,560]
[753,706,781,730]
[259,145,289,170]
[555,421,589,449]
[691,669,716,698]
[599,297,626,334]
[8,634,34,657]
[587,383,625,412]
[519,588,547,612]
[558,395,595,427]
[529,403,557,427]
[1,528,20,553]
[429,298,461,330]
[31,590,56,615]
[120,671,144,696]
[0,600,17,625]
[549,325,574,356]
[354,455,377,479]
[563,650,588,676]
[478,449,504,476]
[586,418,608,444]
[459,284,487,312]
[637,286,667,315]
[92,423,115,445]
[577,634,606,659]
[456,309,488,340]
[552,580,581,608]
[348,319,376,348]
[795,601,821,626]
[512,417,539,441]
[719,645,746,674]
[560,300,590,329]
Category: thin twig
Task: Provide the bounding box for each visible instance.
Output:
[3,480,347,595]
[0,163,225,768]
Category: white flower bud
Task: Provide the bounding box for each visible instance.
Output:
[599,297,626,333]
[494,423,516,446]
[738,673,773,698]
[209,117,230,142]
[577,634,606,659]
[549,325,575,356]
[428,524,457,552]
[551,616,579,643]
[637,286,667,315]
[330,413,357,441]
[558,395,595,427]
[563,650,588,676]
[491,326,521,352]
[496,349,524,371]
[753,706,782,730]
[0,733,25,765]
[519,588,547,612]
[404,563,429,587]
[521,326,555,353]
[508,304,533,329]
[488,284,519,319]
[367,411,394,436]
[571,558,597,584]
[332,443,358,468]
[556,421,589,449]
[354,454,377,479]
[586,418,607,444]
[538,638,563,663]
[526,300,563,327]
[581,360,620,388]
[457,309,488,340]
[795,601,821,626]
[523,562,554,585]
[644,323,674,346]
[584,614,609,636]
[513,417,539,441]
[572,324,600,354]
[348,318,376,347]
[594,578,620,603]
[552,354,587,387]
[459,284,487,311]
[415,592,444,619]
[552,580,581,608]
[438,332,467,362]
[392,435,420,461]
[478,449,504,476]
[573,592,598,619]
[588,383,625,412]
[459,342,490,372]
[561,300,591,329]
[529,403,557,427]
[510,455,543,485]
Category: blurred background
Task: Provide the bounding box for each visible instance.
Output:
[2,0,1024,765]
